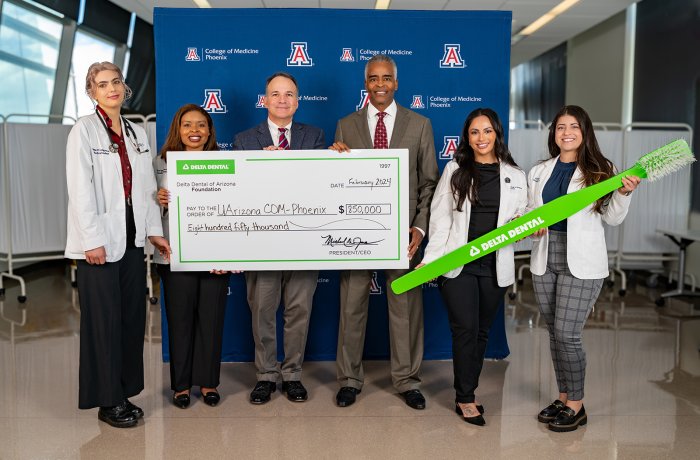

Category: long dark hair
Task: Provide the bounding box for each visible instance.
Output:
[159,104,218,159]
[451,108,518,210]
[548,105,614,214]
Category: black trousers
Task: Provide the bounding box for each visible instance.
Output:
[77,247,145,409]
[439,266,505,403]
[158,264,230,392]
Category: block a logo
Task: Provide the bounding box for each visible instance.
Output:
[440,136,460,159]
[340,48,354,62]
[356,90,369,111]
[287,42,313,66]
[255,94,265,109]
[185,47,200,62]
[370,271,382,295]
[440,44,465,68]
[410,95,425,109]
[201,89,227,114]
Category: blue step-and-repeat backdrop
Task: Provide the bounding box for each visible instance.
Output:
[154,8,512,362]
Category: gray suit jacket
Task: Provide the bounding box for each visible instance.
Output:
[233,120,325,151]
[334,103,438,232]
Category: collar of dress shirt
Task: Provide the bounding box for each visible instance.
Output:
[367,100,397,121]
[267,118,293,146]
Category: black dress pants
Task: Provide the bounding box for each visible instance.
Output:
[77,247,145,409]
[158,264,230,392]
[439,265,505,403]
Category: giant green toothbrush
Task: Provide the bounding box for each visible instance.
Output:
[391,139,695,295]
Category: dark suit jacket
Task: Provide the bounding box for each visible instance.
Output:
[334,103,438,232]
[233,120,325,151]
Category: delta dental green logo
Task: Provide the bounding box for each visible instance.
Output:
[177,159,236,175]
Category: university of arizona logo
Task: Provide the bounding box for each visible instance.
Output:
[440,44,465,68]
[410,95,425,109]
[255,94,265,109]
[287,42,313,66]
[201,89,227,114]
[340,48,354,62]
[370,271,382,295]
[185,47,200,62]
[440,136,460,159]
[356,90,369,111]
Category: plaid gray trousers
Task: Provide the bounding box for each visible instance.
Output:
[532,230,604,401]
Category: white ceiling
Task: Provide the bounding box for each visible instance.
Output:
[113,0,639,66]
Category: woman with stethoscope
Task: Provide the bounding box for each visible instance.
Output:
[65,61,170,428]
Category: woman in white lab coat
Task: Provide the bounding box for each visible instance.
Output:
[528,105,640,432]
[65,61,170,428]
[420,108,527,426]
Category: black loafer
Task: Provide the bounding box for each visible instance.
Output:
[336,387,361,407]
[401,389,426,410]
[98,402,138,428]
[548,405,587,432]
[202,391,220,407]
[124,399,144,419]
[282,381,308,402]
[455,404,486,426]
[250,381,276,404]
[537,399,566,423]
[172,392,190,409]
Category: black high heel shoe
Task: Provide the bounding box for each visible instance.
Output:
[202,390,220,407]
[476,404,485,415]
[172,392,190,409]
[455,404,486,426]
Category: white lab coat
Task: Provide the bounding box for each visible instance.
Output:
[422,160,528,287]
[152,155,170,265]
[527,156,632,279]
[65,112,163,262]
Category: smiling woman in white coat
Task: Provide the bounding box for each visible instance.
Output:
[420,108,527,426]
[65,62,170,428]
[528,105,640,433]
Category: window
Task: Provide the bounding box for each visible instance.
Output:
[63,30,116,121]
[0,1,63,122]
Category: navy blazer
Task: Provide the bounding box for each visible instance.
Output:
[233,120,325,151]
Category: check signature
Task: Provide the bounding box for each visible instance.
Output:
[321,235,384,250]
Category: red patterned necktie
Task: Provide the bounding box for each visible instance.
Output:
[278,127,289,150]
[374,112,388,149]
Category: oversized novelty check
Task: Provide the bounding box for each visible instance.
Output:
[167,150,409,271]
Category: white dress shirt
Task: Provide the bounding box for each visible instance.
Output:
[267,118,293,147]
[366,100,397,146]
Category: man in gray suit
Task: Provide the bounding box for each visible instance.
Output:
[330,55,438,409]
[233,72,325,404]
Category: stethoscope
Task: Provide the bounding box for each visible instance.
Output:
[95,109,145,154]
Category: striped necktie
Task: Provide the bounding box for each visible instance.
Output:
[278,127,289,150]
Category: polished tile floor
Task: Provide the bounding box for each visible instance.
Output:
[1,262,700,459]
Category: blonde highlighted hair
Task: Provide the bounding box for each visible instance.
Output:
[85,61,133,101]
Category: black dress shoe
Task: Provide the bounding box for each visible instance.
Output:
[476,404,485,415]
[98,402,138,428]
[336,387,361,407]
[202,390,220,407]
[124,399,144,419]
[250,381,276,404]
[282,381,308,402]
[537,399,566,423]
[548,405,587,432]
[172,392,190,409]
[401,389,426,410]
[455,404,486,426]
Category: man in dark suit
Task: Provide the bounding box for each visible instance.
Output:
[233,72,325,404]
[330,55,439,409]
